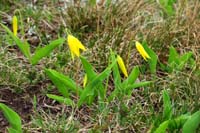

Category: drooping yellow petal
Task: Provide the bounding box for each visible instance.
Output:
[67,35,80,56]
[67,34,86,59]
[83,74,87,87]
[135,41,151,61]
[12,16,18,36]
[117,55,128,77]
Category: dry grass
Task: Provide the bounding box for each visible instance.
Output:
[0,0,200,132]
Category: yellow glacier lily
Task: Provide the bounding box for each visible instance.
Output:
[67,34,86,59]
[117,55,128,77]
[12,16,18,36]
[135,41,151,61]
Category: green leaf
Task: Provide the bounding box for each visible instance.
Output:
[7,128,19,133]
[162,90,172,120]
[31,38,65,65]
[80,56,106,102]
[80,56,96,80]
[111,51,121,89]
[142,41,158,74]
[122,66,140,86]
[0,103,22,132]
[126,81,151,98]
[183,111,200,133]
[78,59,116,107]
[47,94,74,106]
[168,46,179,70]
[178,52,193,70]
[45,69,82,97]
[154,120,169,133]
[1,23,31,59]
[168,114,190,129]
[78,69,111,106]
[125,81,151,92]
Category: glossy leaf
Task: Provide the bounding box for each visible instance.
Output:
[183,111,200,133]
[31,38,65,65]
[78,59,116,107]
[47,94,74,106]
[0,103,22,133]
[154,120,169,133]
[45,69,82,97]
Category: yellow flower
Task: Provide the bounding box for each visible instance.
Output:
[135,41,151,61]
[117,55,128,77]
[12,16,18,36]
[83,74,87,87]
[67,34,86,59]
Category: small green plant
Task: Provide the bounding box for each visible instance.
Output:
[142,41,158,74]
[160,46,194,73]
[108,51,151,101]
[0,103,22,133]
[45,55,116,107]
[45,50,151,108]
[1,22,65,65]
[151,90,200,133]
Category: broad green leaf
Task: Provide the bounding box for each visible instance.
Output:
[0,103,22,132]
[168,46,179,66]
[143,41,158,74]
[47,94,74,106]
[80,56,96,80]
[78,69,111,106]
[125,81,151,92]
[45,69,82,97]
[109,81,151,102]
[1,23,31,59]
[78,59,116,107]
[7,128,19,133]
[80,56,106,101]
[122,66,140,86]
[178,52,193,70]
[31,38,65,65]
[154,120,169,133]
[162,90,172,120]
[183,111,200,133]
[125,81,151,98]
[168,114,190,129]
